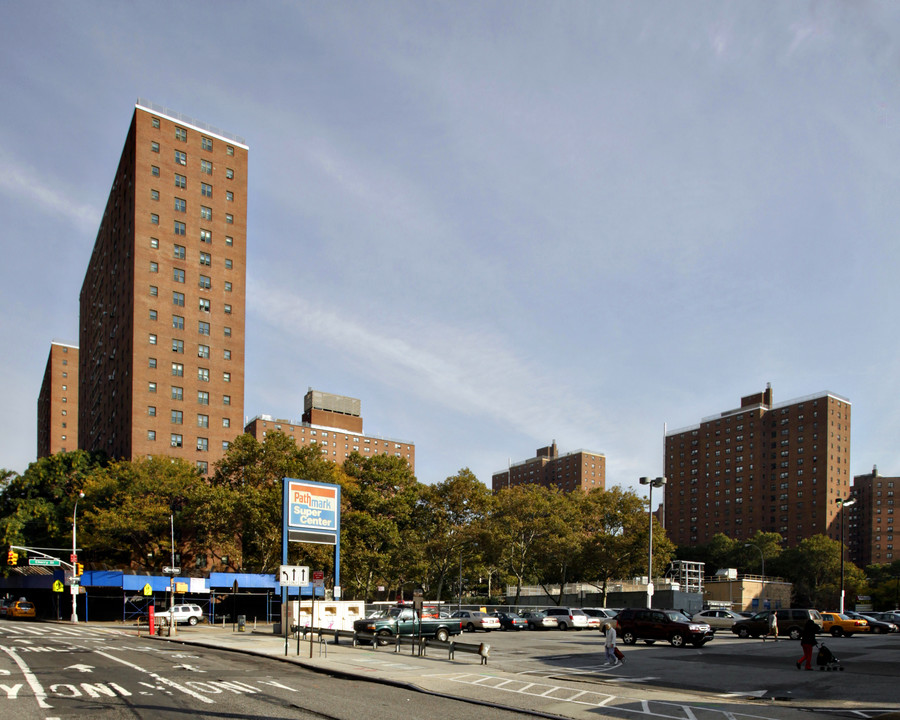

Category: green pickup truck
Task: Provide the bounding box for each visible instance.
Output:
[353,606,462,644]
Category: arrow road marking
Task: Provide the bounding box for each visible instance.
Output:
[173,664,205,673]
[93,650,213,704]
[64,664,94,673]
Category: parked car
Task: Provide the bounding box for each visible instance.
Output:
[583,608,618,629]
[731,609,823,640]
[583,607,619,620]
[845,611,897,634]
[490,611,528,631]
[875,611,900,626]
[615,607,714,648]
[542,607,589,630]
[8,600,36,620]
[820,612,870,637]
[518,610,559,630]
[450,610,500,632]
[0,598,13,617]
[692,609,742,632]
[156,604,204,626]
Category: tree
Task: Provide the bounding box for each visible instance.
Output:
[415,469,492,603]
[777,534,867,608]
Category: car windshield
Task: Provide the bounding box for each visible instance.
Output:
[665,611,686,621]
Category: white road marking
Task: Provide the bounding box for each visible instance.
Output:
[0,645,52,709]
[92,650,213,704]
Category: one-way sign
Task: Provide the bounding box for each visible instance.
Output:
[278,565,310,587]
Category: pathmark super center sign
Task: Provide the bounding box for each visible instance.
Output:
[285,479,340,545]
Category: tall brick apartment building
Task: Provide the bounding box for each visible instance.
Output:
[848,467,897,567]
[491,441,606,493]
[664,386,852,548]
[244,389,416,472]
[37,341,79,457]
[78,100,247,473]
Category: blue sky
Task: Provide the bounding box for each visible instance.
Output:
[2,2,899,494]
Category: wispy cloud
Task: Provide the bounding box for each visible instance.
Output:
[0,148,98,230]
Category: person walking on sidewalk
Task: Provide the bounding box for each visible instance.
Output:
[603,623,618,665]
[796,619,818,670]
[764,611,778,642]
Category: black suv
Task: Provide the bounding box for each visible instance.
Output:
[615,608,714,647]
[730,609,822,640]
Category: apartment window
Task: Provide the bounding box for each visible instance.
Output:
[224,326,232,338]
[199,275,211,289]
[152,166,160,178]
[171,433,183,448]
[223,395,231,406]
[173,244,186,259]
[225,258,233,269]
[197,460,208,474]
[223,372,231,383]
[149,309,157,321]
[172,362,184,377]
[149,261,158,273]
[175,173,186,188]
[175,127,187,142]
[197,437,209,452]
[198,321,210,335]
[151,214,159,225]
[225,236,233,246]
[224,304,232,314]
[227,145,234,156]
[201,183,212,198]
[151,189,159,201]
[200,206,212,220]
[202,137,213,151]
[171,410,183,424]
[174,221,186,235]
[149,382,157,393]
[198,391,209,405]
[173,292,185,307]
[148,430,156,441]
[149,358,157,368]
[172,339,184,353]
[152,117,160,128]
[198,414,209,428]
[225,213,233,224]
[149,333,157,345]
[173,268,185,283]
[172,386,183,400]
[151,141,160,153]
[198,367,209,382]
[199,298,210,312]
[223,417,231,428]
[222,441,230,451]
[175,150,187,165]
[201,159,212,174]
[200,229,212,244]
[200,252,211,266]
[223,349,231,360]
[174,197,186,212]
[198,344,210,359]
[224,281,232,292]
[226,191,234,202]
[226,167,234,179]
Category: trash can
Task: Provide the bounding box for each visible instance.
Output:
[237,615,246,632]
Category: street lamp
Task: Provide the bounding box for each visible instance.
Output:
[639,476,667,609]
[836,496,857,614]
[744,543,765,609]
[72,491,85,623]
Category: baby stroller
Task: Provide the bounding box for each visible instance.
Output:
[816,643,843,671]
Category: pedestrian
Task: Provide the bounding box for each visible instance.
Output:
[796,619,818,670]
[765,611,778,642]
[603,623,618,665]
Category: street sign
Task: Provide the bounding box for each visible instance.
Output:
[142,583,152,596]
[163,566,180,574]
[278,565,310,587]
[52,580,65,593]
[29,558,61,567]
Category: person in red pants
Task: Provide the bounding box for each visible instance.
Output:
[796,619,818,670]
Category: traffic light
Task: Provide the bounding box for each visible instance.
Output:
[76,563,84,576]
[6,550,18,566]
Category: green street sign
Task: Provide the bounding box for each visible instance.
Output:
[29,558,61,567]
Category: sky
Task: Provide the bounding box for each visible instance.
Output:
[2,2,899,496]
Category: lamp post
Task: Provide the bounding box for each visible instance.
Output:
[639,476,666,609]
[836,497,857,614]
[72,491,85,623]
[744,543,765,609]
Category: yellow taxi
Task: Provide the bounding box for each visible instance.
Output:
[8,600,36,620]
[820,611,869,637]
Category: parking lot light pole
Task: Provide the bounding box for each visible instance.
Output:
[836,497,857,614]
[639,477,666,609]
[72,491,84,623]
